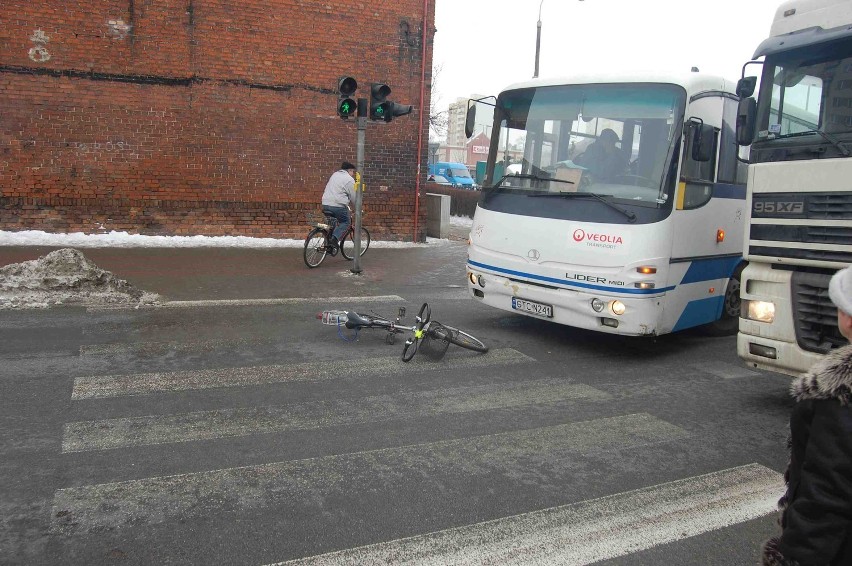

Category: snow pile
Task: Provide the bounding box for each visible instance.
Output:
[0,248,162,309]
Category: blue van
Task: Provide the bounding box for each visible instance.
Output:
[428,162,475,189]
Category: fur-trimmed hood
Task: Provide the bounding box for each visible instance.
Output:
[791,344,852,404]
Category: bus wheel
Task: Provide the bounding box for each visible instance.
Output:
[705,272,741,336]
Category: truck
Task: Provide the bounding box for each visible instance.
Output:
[735,0,852,376]
[464,71,747,336]
[428,162,476,189]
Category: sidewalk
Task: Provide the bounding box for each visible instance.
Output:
[0,224,472,303]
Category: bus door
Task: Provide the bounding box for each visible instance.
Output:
[667,95,748,332]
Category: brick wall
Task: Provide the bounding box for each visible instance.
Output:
[0,0,434,241]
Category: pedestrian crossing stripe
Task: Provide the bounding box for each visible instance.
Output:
[62,378,611,452]
[271,463,782,566]
[51,413,688,535]
[71,348,533,400]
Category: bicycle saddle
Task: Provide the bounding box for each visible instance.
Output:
[345,311,373,329]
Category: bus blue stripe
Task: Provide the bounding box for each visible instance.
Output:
[672,296,724,331]
[713,183,746,199]
[679,256,741,284]
[467,259,675,295]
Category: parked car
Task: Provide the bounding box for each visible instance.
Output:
[428,162,475,189]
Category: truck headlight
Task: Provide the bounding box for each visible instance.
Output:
[743,299,775,323]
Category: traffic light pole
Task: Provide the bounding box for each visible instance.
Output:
[351,97,367,275]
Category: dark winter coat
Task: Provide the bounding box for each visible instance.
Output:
[762,345,852,566]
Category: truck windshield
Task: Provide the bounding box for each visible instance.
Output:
[486,83,685,205]
[450,168,471,178]
[757,40,852,146]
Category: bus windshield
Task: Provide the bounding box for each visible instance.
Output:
[488,83,685,204]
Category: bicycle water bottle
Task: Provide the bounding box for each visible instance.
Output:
[320,310,348,325]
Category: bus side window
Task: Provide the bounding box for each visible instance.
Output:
[718,98,747,185]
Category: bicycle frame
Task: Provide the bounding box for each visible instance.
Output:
[318,303,488,362]
[304,210,370,268]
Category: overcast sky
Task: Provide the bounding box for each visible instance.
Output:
[432,0,781,107]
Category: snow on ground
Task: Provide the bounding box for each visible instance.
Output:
[0,216,475,309]
[0,248,162,309]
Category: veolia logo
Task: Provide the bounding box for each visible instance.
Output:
[572,228,624,246]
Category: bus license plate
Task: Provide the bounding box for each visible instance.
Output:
[512,297,553,318]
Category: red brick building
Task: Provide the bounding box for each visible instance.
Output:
[0,1,434,241]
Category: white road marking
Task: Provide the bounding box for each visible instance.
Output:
[71,348,531,400]
[86,294,406,311]
[692,361,761,380]
[50,413,686,535]
[272,463,783,565]
[62,378,610,452]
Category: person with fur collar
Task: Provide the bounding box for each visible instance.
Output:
[761,265,852,566]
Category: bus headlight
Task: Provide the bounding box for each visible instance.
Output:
[468,272,477,285]
[610,300,626,316]
[743,299,775,323]
[591,298,605,312]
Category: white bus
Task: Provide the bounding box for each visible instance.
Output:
[464,72,748,336]
[735,0,852,376]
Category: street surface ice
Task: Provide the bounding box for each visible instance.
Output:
[0,248,162,309]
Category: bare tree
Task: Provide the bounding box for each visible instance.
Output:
[429,62,448,141]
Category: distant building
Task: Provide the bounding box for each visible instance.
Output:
[447,96,493,145]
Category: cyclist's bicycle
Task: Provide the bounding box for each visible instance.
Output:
[318,302,488,362]
[303,210,371,268]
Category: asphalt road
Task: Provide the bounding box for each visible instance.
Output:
[0,240,793,565]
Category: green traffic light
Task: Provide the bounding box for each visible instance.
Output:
[338,96,356,118]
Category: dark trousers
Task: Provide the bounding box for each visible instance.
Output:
[322,205,350,241]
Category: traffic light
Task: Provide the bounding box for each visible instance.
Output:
[369,83,392,121]
[369,83,413,122]
[337,76,358,119]
[387,102,414,121]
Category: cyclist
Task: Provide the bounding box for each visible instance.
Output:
[320,161,357,256]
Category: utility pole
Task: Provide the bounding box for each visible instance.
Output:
[351,98,367,274]
[534,0,543,78]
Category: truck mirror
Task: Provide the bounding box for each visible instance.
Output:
[736,97,757,146]
[464,103,476,139]
[736,76,757,98]
[690,122,715,162]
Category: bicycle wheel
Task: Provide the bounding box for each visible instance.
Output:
[303,228,329,268]
[430,323,488,353]
[340,227,370,260]
[401,304,432,362]
[401,330,422,362]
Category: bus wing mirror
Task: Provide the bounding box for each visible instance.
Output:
[690,121,715,162]
[736,76,757,98]
[464,103,476,139]
[736,97,757,146]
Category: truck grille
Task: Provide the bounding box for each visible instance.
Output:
[748,192,852,263]
[790,271,845,354]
